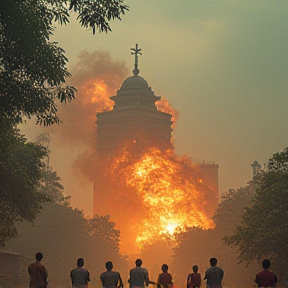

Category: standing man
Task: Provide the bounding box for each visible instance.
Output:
[70,258,90,288]
[157,264,173,288]
[255,259,277,288]
[128,259,149,288]
[28,252,48,288]
[187,265,201,288]
[204,258,224,288]
[100,261,123,288]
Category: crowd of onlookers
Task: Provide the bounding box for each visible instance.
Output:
[28,252,277,288]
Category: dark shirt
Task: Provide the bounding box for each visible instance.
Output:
[28,261,48,288]
[100,270,123,288]
[129,266,149,288]
[187,272,201,288]
[70,267,90,288]
[158,272,173,288]
[255,269,277,287]
[204,266,224,288]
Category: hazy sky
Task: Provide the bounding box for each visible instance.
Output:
[22,1,288,216]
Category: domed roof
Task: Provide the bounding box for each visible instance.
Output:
[120,75,149,90]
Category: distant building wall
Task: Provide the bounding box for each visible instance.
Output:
[197,162,219,217]
[0,249,30,287]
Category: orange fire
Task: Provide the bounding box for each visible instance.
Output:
[110,148,215,249]
[156,98,179,129]
[79,78,114,111]
[77,79,215,252]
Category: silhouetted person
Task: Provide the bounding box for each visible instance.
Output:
[128,259,149,288]
[28,252,48,288]
[157,264,173,288]
[255,259,277,288]
[187,265,201,288]
[100,261,123,288]
[204,258,224,288]
[70,258,90,288]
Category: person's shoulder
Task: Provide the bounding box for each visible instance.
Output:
[205,267,212,272]
[218,267,224,274]
[71,268,78,273]
[268,270,277,277]
[28,262,35,270]
[39,262,46,268]
[100,271,107,279]
[83,268,89,274]
[215,266,223,271]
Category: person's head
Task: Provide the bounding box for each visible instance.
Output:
[192,265,198,273]
[135,259,142,267]
[35,252,43,261]
[262,259,271,269]
[209,258,217,267]
[106,261,113,271]
[161,264,168,272]
[77,258,84,268]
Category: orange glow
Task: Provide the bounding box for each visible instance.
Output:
[81,77,215,252]
[156,98,179,129]
[80,78,114,112]
[110,148,215,249]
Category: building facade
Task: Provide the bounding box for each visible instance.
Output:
[96,68,173,153]
[94,45,219,218]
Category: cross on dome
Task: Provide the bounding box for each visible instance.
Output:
[131,44,142,75]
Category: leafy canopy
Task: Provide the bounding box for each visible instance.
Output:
[0,0,128,246]
[0,0,129,126]
[0,117,49,246]
[225,148,288,284]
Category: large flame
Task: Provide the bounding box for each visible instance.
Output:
[79,79,114,112]
[156,98,179,130]
[109,148,215,249]
[72,77,215,252]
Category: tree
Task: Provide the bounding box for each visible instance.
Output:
[0,117,48,247]
[213,185,255,237]
[39,169,65,202]
[225,147,288,285]
[6,203,126,287]
[85,215,127,280]
[171,185,258,288]
[0,0,128,244]
[0,0,129,126]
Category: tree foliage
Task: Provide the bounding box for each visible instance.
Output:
[0,0,128,126]
[6,203,126,287]
[171,184,257,288]
[213,186,255,237]
[0,118,48,247]
[225,148,288,284]
[39,169,65,202]
[0,0,128,245]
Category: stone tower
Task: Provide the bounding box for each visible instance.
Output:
[96,46,172,153]
[94,45,173,216]
[93,45,219,220]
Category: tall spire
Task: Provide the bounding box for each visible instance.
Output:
[251,160,261,176]
[131,44,142,76]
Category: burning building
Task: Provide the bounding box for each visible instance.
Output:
[93,45,218,252]
[96,45,172,153]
